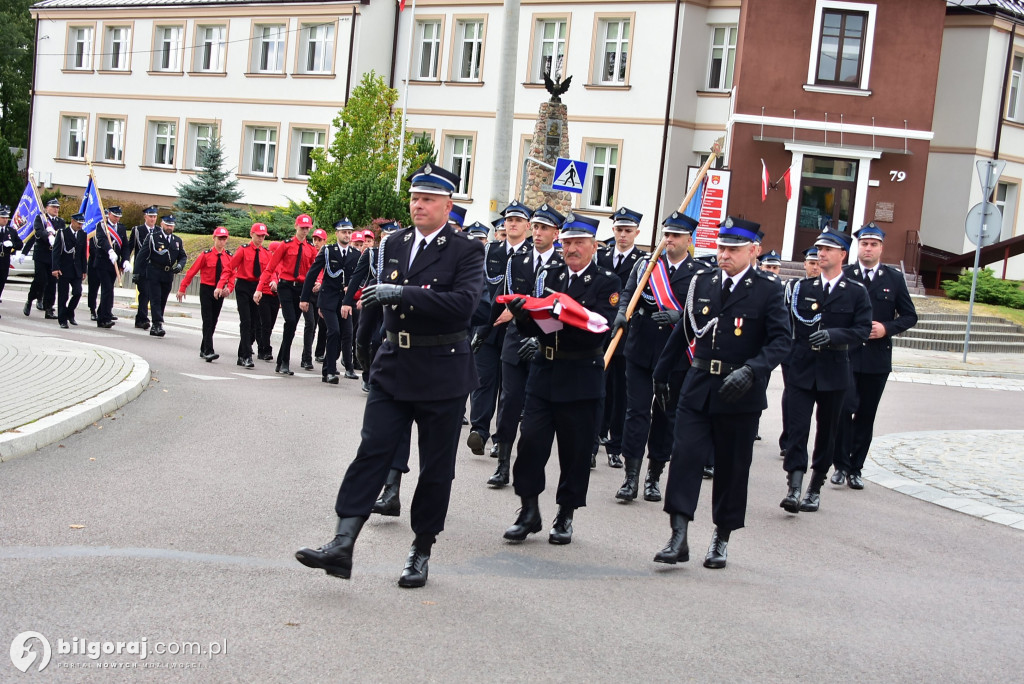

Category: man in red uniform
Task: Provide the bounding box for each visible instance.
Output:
[254,215,314,375]
[220,223,271,368]
[177,227,233,362]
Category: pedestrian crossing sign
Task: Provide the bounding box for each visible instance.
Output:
[552,157,588,194]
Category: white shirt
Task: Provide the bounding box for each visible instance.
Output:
[858,262,878,281]
[409,226,444,268]
[723,265,751,291]
[532,246,555,270]
[821,271,843,294]
[613,246,635,267]
[506,238,527,256]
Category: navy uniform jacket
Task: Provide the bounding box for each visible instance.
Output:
[843,263,918,374]
[785,274,872,392]
[302,243,359,311]
[343,247,374,307]
[656,268,792,414]
[517,261,620,402]
[490,248,564,366]
[370,224,485,402]
[472,239,529,336]
[50,226,88,278]
[622,253,702,371]
[597,247,646,289]
[91,222,130,274]
[0,222,25,261]
[135,230,187,282]
[27,214,59,275]
[128,224,155,261]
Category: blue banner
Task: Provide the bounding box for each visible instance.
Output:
[78,177,104,239]
[12,182,41,241]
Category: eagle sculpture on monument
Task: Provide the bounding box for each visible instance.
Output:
[543,72,573,103]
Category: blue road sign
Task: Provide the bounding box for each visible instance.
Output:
[552,157,588,194]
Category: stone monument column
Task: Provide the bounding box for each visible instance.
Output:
[523,79,573,213]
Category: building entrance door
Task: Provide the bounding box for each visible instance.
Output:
[795,156,857,255]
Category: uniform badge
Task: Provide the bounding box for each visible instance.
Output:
[610,292,619,306]
[702,306,710,315]
[811,302,819,311]
[390,269,399,280]
[403,233,412,242]
[584,274,591,283]
[437,236,446,246]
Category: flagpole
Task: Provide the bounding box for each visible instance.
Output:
[394,0,417,193]
[26,169,51,231]
[85,157,123,281]
[603,136,725,368]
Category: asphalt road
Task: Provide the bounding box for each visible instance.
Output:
[1,308,1022,682]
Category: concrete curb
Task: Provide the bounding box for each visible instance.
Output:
[891,365,1024,380]
[0,345,151,463]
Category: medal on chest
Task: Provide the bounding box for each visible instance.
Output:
[734,317,743,336]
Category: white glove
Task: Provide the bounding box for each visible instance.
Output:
[17,253,25,264]
[122,261,131,273]
[107,248,117,261]
[46,226,56,236]
[48,234,55,246]
[3,240,12,248]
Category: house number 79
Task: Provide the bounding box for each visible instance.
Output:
[889,171,906,182]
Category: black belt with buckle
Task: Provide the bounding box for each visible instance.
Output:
[386,330,468,349]
[691,357,743,376]
[540,345,603,361]
[810,344,849,352]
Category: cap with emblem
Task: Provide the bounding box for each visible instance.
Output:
[162,215,176,225]
[501,200,532,221]
[251,222,268,236]
[46,198,61,208]
[491,216,505,230]
[662,211,698,235]
[448,204,467,228]
[106,205,122,217]
[312,228,328,240]
[295,214,313,228]
[814,226,851,250]
[854,222,886,241]
[610,206,643,227]
[802,246,819,261]
[560,212,600,239]
[351,231,366,243]
[380,221,401,234]
[213,226,229,237]
[0,205,10,218]
[716,216,761,246]
[71,212,85,222]
[465,221,490,239]
[531,203,565,228]
[408,163,461,196]
[333,218,353,230]
[758,250,782,267]
[143,205,158,216]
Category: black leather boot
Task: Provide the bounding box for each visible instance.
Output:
[548,505,574,545]
[616,458,641,501]
[503,495,542,541]
[294,516,367,579]
[487,442,511,487]
[653,513,690,564]
[398,534,433,588]
[643,460,665,502]
[703,527,730,569]
[780,470,803,514]
[800,471,827,512]
[372,469,402,516]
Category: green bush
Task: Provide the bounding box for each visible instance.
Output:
[222,199,314,241]
[942,267,1024,309]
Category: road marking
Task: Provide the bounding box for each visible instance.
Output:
[230,372,281,380]
[180,373,237,381]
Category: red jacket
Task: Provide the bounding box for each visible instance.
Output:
[220,241,272,293]
[179,248,233,293]
[257,237,314,290]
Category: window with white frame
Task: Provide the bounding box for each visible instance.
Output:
[808,2,876,90]
[1008,55,1023,122]
[299,22,334,74]
[246,126,278,175]
[195,25,227,72]
[584,143,618,209]
[252,24,286,73]
[707,25,737,90]
[154,26,183,71]
[103,26,130,70]
[445,135,473,197]
[292,129,325,178]
[67,27,93,70]
[995,182,1018,240]
[148,120,177,167]
[698,152,726,170]
[188,123,218,169]
[595,18,629,85]
[97,118,124,163]
[533,19,566,82]
[454,19,483,81]
[416,20,441,79]
[60,116,87,159]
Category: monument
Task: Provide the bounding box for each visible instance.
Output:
[523,74,574,212]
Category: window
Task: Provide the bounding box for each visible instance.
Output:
[453,19,484,81]
[97,118,124,163]
[194,25,227,73]
[299,22,334,74]
[816,9,867,86]
[67,27,93,70]
[148,120,177,167]
[444,135,473,197]
[1008,55,1023,122]
[103,26,130,71]
[707,25,737,90]
[995,182,1018,240]
[416,20,442,79]
[584,143,619,209]
[533,19,567,82]
[252,24,286,73]
[154,25,184,72]
[60,116,87,159]
[698,152,726,170]
[187,122,219,169]
[289,127,326,178]
[595,18,629,85]
[245,126,278,175]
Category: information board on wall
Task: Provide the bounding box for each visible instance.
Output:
[684,167,732,258]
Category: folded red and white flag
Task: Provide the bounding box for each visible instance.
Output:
[496,292,609,334]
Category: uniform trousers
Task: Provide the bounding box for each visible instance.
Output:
[135,277,151,326]
[320,305,343,375]
[0,256,11,300]
[493,359,529,446]
[512,393,601,509]
[621,360,682,464]
[257,294,279,357]
[782,385,845,475]
[601,354,627,452]
[663,403,760,531]
[146,274,173,325]
[468,337,503,442]
[28,269,56,309]
[778,364,791,453]
[834,372,889,477]
[198,284,224,355]
[275,281,303,365]
[56,275,83,324]
[334,384,464,534]
[233,279,260,359]
[301,307,316,365]
[95,267,116,323]
[87,261,99,313]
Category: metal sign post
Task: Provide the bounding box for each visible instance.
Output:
[963,159,1006,361]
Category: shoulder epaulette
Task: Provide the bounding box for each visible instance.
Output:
[203,248,212,253]
[224,249,233,256]
[284,237,293,243]
[242,242,250,248]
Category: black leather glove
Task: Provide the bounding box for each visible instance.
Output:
[355,345,371,372]
[172,264,183,274]
[655,381,671,413]
[470,331,486,354]
[718,365,754,403]
[651,309,682,325]
[506,296,529,322]
[518,336,539,362]
[610,312,628,337]
[808,329,831,347]
[362,283,403,308]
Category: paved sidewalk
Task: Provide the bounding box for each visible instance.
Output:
[0,331,150,462]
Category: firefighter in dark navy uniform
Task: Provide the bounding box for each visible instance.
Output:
[134,214,186,337]
[652,217,791,570]
[779,228,872,515]
[23,198,61,318]
[50,212,88,328]
[0,205,25,308]
[296,164,485,589]
[91,206,130,328]
[502,213,620,546]
[128,206,159,329]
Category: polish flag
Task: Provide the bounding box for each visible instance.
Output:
[496,293,609,334]
[761,159,770,202]
[782,166,793,200]
[399,0,408,10]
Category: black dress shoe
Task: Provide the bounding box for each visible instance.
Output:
[300,361,314,371]
[344,370,358,380]
[295,517,366,579]
[830,470,847,486]
[361,379,369,393]
[847,474,865,490]
[203,353,220,362]
[276,364,294,376]
[59,322,69,329]
[702,465,715,479]
[90,312,98,321]
[150,325,166,337]
[462,416,469,426]
[607,453,623,468]
[258,353,274,361]
[398,544,430,588]
[504,496,542,541]
[68,318,77,326]
[467,430,486,455]
[45,311,58,320]
[590,453,597,469]
[653,513,689,564]
[315,355,325,363]
[23,302,31,316]
[135,322,151,330]
[111,315,118,320]
[97,321,115,328]
[548,506,574,545]
[35,301,44,310]
[489,442,500,459]
[703,528,729,569]
[323,374,340,384]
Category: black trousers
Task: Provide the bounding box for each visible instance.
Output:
[663,404,760,531]
[782,384,845,475]
[469,338,502,442]
[494,359,529,446]
[234,279,260,359]
[87,261,98,312]
[27,268,56,309]
[135,277,151,325]
[0,257,10,300]
[276,281,302,365]
[56,275,83,324]
[512,393,601,509]
[334,384,465,535]
[199,283,224,355]
[834,372,889,476]
[778,364,790,452]
[257,294,279,357]
[146,274,172,325]
[321,304,342,375]
[95,267,115,323]
[601,354,627,452]
[301,307,315,365]
[621,360,683,464]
